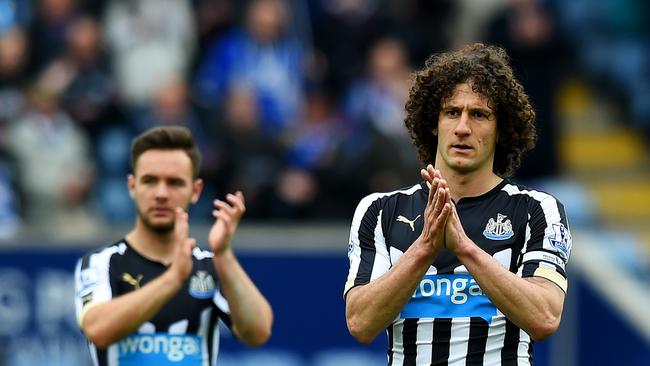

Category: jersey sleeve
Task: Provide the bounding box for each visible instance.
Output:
[74,251,115,327]
[519,194,572,292]
[344,193,392,298]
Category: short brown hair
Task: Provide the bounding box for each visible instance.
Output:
[404,43,536,177]
[131,126,201,179]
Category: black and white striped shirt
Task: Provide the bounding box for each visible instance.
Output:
[345,180,571,365]
[74,240,232,366]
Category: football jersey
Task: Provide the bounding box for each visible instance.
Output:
[75,240,232,366]
[345,180,571,365]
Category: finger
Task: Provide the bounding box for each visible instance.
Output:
[434,202,452,228]
[432,187,447,217]
[427,164,438,180]
[225,193,245,213]
[236,191,245,206]
[215,210,232,231]
[175,207,189,240]
[421,168,432,182]
[214,200,235,215]
[427,177,438,206]
[185,238,197,254]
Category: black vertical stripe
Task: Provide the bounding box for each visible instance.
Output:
[402,318,419,365]
[354,200,381,286]
[96,345,107,366]
[387,325,394,365]
[466,317,488,365]
[431,318,452,366]
[501,319,521,366]
[206,306,218,364]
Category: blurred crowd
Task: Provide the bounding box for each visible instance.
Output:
[0,0,646,239]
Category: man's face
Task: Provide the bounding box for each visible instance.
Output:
[128,149,202,234]
[434,83,497,175]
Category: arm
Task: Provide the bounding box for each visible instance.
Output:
[345,166,451,343]
[345,239,439,344]
[80,209,196,348]
[209,192,273,347]
[445,200,566,341]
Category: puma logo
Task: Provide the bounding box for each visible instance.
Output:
[122,273,143,290]
[396,214,421,231]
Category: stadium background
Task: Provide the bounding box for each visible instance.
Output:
[0,0,649,365]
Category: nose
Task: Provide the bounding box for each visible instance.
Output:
[154,182,169,200]
[454,111,471,136]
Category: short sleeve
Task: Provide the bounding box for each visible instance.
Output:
[74,251,116,327]
[519,195,572,292]
[344,193,392,298]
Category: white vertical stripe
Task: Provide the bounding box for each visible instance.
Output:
[198,307,212,338]
[483,316,506,365]
[448,318,471,366]
[414,319,433,365]
[370,209,390,281]
[107,344,118,365]
[517,221,531,277]
[79,243,126,311]
[391,320,405,366]
[502,185,565,253]
[345,184,422,294]
[213,289,230,314]
[517,329,531,365]
[211,322,221,366]
[89,344,99,366]
[198,307,212,366]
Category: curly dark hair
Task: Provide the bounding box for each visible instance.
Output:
[404,43,536,177]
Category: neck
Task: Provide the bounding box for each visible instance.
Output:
[435,164,503,202]
[125,219,177,265]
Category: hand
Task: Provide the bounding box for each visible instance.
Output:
[169,208,196,283]
[444,202,470,256]
[209,191,246,255]
[417,164,451,258]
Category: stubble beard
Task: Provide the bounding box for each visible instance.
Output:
[137,209,175,235]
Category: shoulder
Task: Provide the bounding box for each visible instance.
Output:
[78,240,129,267]
[499,181,564,207]
[352,183,424,225]
[354,183,423,212]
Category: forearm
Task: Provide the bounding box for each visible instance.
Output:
[456,242,564,340]
[82,270,184,348]
[346,241,435,344]
[212,250,272,346]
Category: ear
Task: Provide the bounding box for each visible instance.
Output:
[191,179,204,204]
[127,174,136,199]
[432,127,438,136]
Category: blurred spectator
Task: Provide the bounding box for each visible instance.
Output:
[0,0,32,34]
[51,15,117,140]
[340,37,418,193]
[27,0,79,76]
[191,0,235,65]
[278,89,342,218]
[485,0,574,181]
[103,0,196,107]
[0,27,29,127]
[3,69,97,237]
[0,152,19,239]
[308,0,389,98]
[384,0,456,66]
[216,86,285,218]
[195,0,306,139]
